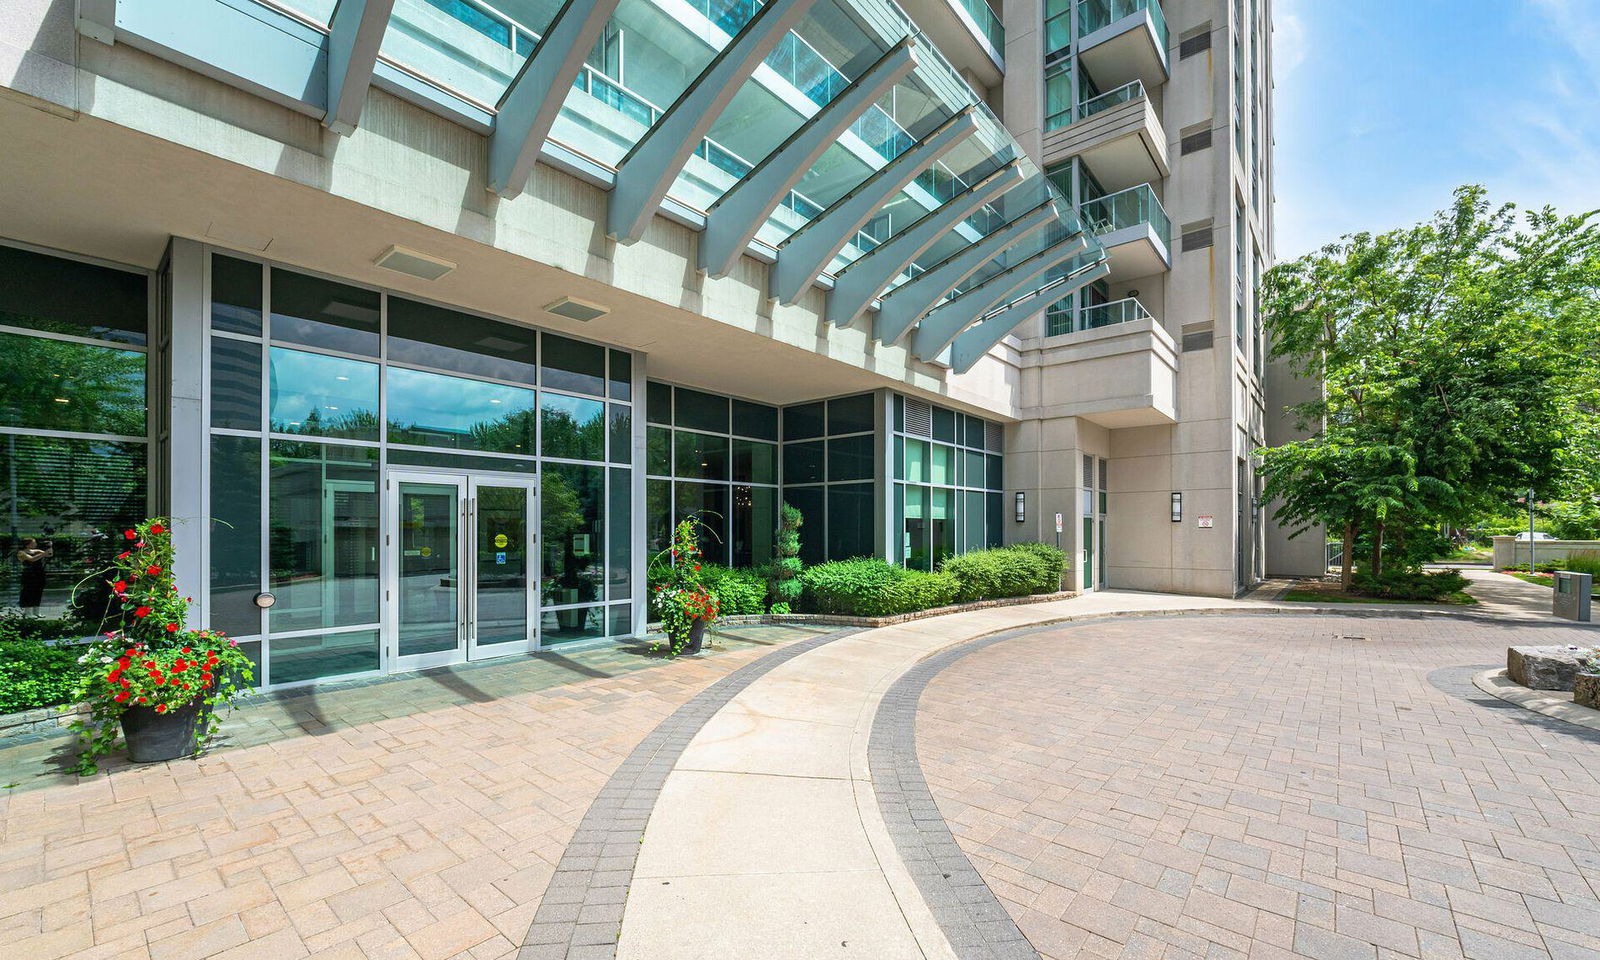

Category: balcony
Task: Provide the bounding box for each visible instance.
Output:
[1042,79,1168,191]
[897,0,1005,87]
[1077,0,1169,91]
[1045,295,1151,336]
[1081,184,1171,279]
[1031,310,1178,428]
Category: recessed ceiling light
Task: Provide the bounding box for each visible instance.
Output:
[544,296,609,323]
[374,245,456,281]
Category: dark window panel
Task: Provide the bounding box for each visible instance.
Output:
[827,483,874,560]
[387,297,537,382]
[608,404,632,464]
[267,440,380,633]
[782,486,825,566]
[827,434,874,482]
[827,393,875,435]
[932,405,956,442]
[542,462,604,605]
[732,399,778,441]
[673,430,728,482]
[783,440,824,484]
[674,387,730,434]
[783,401,824,441]
[209,435,262,637]
[269,268,380,356]
[609,350,633,401]
[609,467,631,600]
[731,439,777,485]
[673,481,728,567]
[211,337,262,431]
[646,426,671,477]
[0,244,147,345]
[211,255,263,335]
[646,381,672,425]
[541,333,606,396]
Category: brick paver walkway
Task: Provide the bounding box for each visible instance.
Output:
[917,615,1600,960]
[0,628,822,960]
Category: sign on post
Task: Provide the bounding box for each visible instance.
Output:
[1054,512,1063,533]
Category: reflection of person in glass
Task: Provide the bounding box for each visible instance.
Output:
[16,537,53,615]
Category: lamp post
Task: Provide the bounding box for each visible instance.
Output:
[1527,488,1537,572]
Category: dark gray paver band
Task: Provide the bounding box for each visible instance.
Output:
[516,628,860,960]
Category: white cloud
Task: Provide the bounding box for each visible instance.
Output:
[1272,0,1308,77]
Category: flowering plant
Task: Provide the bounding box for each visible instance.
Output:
[1577,646,1600,675]
[652,516,720,656]
[70,519,254,774]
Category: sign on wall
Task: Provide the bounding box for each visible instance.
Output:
[1197,516,1214,529]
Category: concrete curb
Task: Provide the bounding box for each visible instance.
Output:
[1472,668,1600,733]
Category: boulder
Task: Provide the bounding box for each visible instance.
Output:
[1507,646,1583,691]
[1576,674,1600,710]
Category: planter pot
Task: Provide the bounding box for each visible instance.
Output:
[555,607,588,631]
[681,619,707,656]
[120,698,211,764]
[1576,673,1600,710]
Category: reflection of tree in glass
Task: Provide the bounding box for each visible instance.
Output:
[270,408,380,440]
[466,408,537,454]
[541,466,604,604]
[541,406,606,462]
[0,334,145,437]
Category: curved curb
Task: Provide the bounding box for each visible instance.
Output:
[1472,668,1600,734]
[515,628,860,960]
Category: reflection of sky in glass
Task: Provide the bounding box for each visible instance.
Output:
[268,347,379,439]
[387,366,536,451]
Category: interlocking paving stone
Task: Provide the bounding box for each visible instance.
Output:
[0,625,831,960]
[913,615,1600,960]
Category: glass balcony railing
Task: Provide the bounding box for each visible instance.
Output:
[1080,296,1151,329]
[1080,79,1145,120]
[1045,296,1151,335]
[1045,77,1146,131]
[951,0,1005,54]
[1077,0,1169,52]
[1080,183,1171,248]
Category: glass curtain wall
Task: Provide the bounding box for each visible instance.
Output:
[206,252,634,688]
[781,393,877,565]
[0,243,151,624]
[644,382,780,569]
[890,394,1002,571]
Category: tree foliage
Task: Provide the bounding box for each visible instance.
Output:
[1259,186,1600,581]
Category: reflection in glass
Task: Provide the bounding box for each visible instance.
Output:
[828,483,874,560]
[609,351,632,400]
[387,297,537,382]
[268,441,380,632]
[269,348,379,440]
[732,439,776,485]
[0,435,145,618]
[674,481,728,567]
[931,487,954,568]
[609,468,631,601]
[270,628,380,684]
[607,603,633,638]
[731,484,777,567]
[646,478,671,558]
[476,484,530,647]
[646,426,670,477]
[396,481,460,657]
[211,255,263,335]
[211,337,262,430]
[210,435,262,638]
[783,440,823,484]
[674,388,729,434]
[541,605,604,644]
[963,490,985,554]
[733,399,778,440]
[0,244,147,345]
[646,381,672,425]
[784,486,824,566]
[903,484,929,571]
[269,269,380,356]
[541,393,606,462]
[0,332,146,436]
[542,334,606,396]
[784,401,824,440]
[387,366,536,452]
[827,393,875,435]
[828,434,874,482]
[673,431,728,482]
[609,404,632,464]
[542,463,603,607]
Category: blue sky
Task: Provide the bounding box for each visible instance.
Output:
[1272,0,1600,257]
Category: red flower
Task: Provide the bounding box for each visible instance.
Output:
[114,692,129,702]
[174,659,187,671]
[117,551,130,560]
[182,684,190,691]
[124,529,137,540]
[116,657,130,668]
[181,647,192,654]
[133,606,152,618]
[146,565,162,576]
[149,523,165,534]
[136,697,147,704]
[155,704,168,713]
[112,581,128,594]
[165,624,179,633]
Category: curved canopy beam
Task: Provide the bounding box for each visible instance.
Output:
[770,108,979,305]
[949,258,1111,372]
[700,38,918,278]
[872,197,1056,346]
[824,160,1022,328]
[608,0,820,244]
[488,0,624,199]
[911,231,1089,360]
[324,0,395,135]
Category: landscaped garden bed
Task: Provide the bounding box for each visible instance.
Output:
[1280,569,1477,606]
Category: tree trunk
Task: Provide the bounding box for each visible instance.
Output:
[1340,519,1355,591]
[1370,519,1386,580]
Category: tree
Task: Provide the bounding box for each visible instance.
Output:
[769,503,804,611]
[1260,186,1600,582]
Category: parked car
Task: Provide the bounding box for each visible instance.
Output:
[1514,531,1555,541]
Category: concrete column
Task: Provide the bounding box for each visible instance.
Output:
[165,238,208,620]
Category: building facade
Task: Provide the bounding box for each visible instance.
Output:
[0,0,1309,691]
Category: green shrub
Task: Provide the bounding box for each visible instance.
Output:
[769,503,805,607]
[1352,569,1469,602]
[940,545,1063,602]
[800,559,957,617]
[1561,550,1600,577]
[700,565,767,616]
[0,638,87,714]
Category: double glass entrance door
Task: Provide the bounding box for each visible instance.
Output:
[388,472,538,670]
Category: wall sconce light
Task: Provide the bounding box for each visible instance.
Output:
[1014,491,1026,523]
[1170,492,1182,523]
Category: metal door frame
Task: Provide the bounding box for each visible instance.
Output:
[464,474,540,660]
